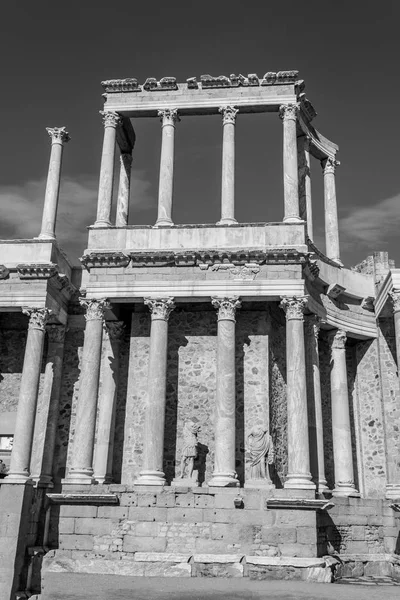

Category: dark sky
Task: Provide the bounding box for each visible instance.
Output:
[1,1,399,267]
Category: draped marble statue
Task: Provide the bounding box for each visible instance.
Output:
[247,426,274,484]
[180,420,201,479]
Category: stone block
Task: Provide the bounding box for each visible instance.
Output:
[384,537,397,553]
[123,535,167,553]
[128,507,168,521]
[59,534,94,551]
[156,492,176,507]
[194,562,243,577]
[119,493,138,507]
[194,539,231,554]
[364,560,392,577]
[214,494,239,509]
[166,507,203,522]
[261,527,279,545]
[97,506,129,519]
[60,505,97,518]
[143,562,192,577]
[279,543,315,557]
[134,521,161,537]
[343,541,369,554]
[274,510,315,527]
[74,518,116,536]
[351,525,365,540]
[247,564,299,580]
[194,494,214,508]
[242,492,263,510]
[296,527,316,545]
[137,493,157,507]
[58,517,75,534]
[175,493,195,507]
[304,566,332,583]
[134,552,191,562]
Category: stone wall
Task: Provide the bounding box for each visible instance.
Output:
[0,313,30,414]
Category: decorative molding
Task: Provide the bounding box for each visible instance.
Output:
[327,283,346,300]
[102,71,299,94]
[219,105,239,125]
[0,265,10,279]
[297,93,317,121]
[47,493,118,505]
[389,290,400,313]
[144,297,175,321]
[80,252,131,270]
[212,296,241,321]
[210,263,260,280]
[158,108,179,126]
[105,320,125,340]
[80,298,110,321]
[307,237,343,269]
[17,263,58,279]
[280,296,308,320]
[100,111,121,128]
[303,260,319,282]
[46,324,66,344]
[322,157,340,175]
[46,127,71,144]
[279,103,298,122]
[329,329,347,350]
[22,307,52,331]
[51,273,77,297]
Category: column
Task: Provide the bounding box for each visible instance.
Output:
[322,158,342,264]
[65,299,109,484]
[329,329,359,496]
[280,297,315,489]
[135,297,175,485]
[7,308,51,483]
[38,127,70,239]
[155,109,179,227]
[217,106,238,225]
[94,111,121,227]
[305,315,328,492]
[297,135,313,239]
[279,104,301,223]
[385,291,400,498]
[93,321,125,484]
[115,153,133,227]
[30,324,66,486]
[208,297,241,487]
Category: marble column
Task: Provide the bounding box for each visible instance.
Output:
[38,127,70,240]
[7,308,51,483]
[136,298,175,485]
[305,315,328,492]
[155,109,179,227]
[208,297,241,487]
[30,324,66,486]
[385,291,400,498]
[280,297,315,489]
[115,153,133,227]
[297,135,313,239]
[94,111,121,227]
[279,104,301,223]
[329,329,359,496]
[65,298,109,484]
[217,106,238,225]
[322,158,342,265]
[93,321,125,484]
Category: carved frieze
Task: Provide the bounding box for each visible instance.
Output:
[80,252,131,270]
[101,78,141,93]
[212,296,241,321]
[144,297,175,321]
[17,263,58,279]
[22,307,52,331]
[0,265,10,279]
[210,263,260,280]
[280,296,308,320]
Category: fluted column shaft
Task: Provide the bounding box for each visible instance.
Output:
[115,153,133,227]
[94,112,121,227]
[322,158,341,264]
[329,329,359,496]
[31,324,66,486]
[136,298,175,485]
[66,299,108,484]
[297,135,313,239]
[217,106,238,225]
[155,110,179,227]
[280,297,315,490]
[93,321,125,483]
[7,308,51,482]
[279,104,301,223]
[208,297,241,487]
[384,291,400,498]
[38,127,70,239]
[305,316,328,491]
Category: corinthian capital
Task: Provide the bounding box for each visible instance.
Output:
[105,320,125,340]
[279,103,298,122]
[212,296,241,321]
[219,105,239,125]
[22,307,52,331]
[329,329,347,350]
[100,111,121,128]
[158,109,180,126]
[322,157,340,175]
[46,323,66,343]
[144,297,175,321]
[80,298,110,321]
[280,296,308,320]
[46,127,71,144]
[389,290,400,313]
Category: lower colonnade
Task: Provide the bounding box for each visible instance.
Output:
[5,296,361,497]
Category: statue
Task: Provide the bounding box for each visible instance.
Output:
[247,426,274,482]
[180,421,201,479]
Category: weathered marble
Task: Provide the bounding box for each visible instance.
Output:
[322,158,341,264]
[94,112,120,227]
[115,153,132,227]
[155,110,178,227]
[217,106,238,225]
[297,135,312,239]
[279,105,301,223]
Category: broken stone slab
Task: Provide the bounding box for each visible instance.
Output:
[265,498,334,510]
[340,553,393,562]
[193,554,244,563]
[134,552,191,563]
[246,556,326,568]
[305,565,333,583]
[144,562,191,577]
[47,493,118,505]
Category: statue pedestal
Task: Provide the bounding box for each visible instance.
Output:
[244,479,275,490]
[171,476,199,488]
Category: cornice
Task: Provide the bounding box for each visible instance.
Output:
[80,252,131,270]
[16,263,58,279]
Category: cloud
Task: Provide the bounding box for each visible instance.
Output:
[339,193,400,251]
[0,171,155,263]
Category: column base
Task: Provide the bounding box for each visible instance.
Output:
[3,474,34,485]
[35,233,56,240]
[154,218,174,227]
[92,220,112,228]
[171,477,199,488]
[283,216,303,224]
[134,470,166,486]
[244,479,275,490]
[332,482,360,497]
[216,218,238,226]
[208,472,240,488]
[63,468,95,485]
[33,475,54,488]
[385,484,400,500]
[331,258,343,266]
[93,475,113,485]
[284,473,316,490]
[316,479,330,493]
